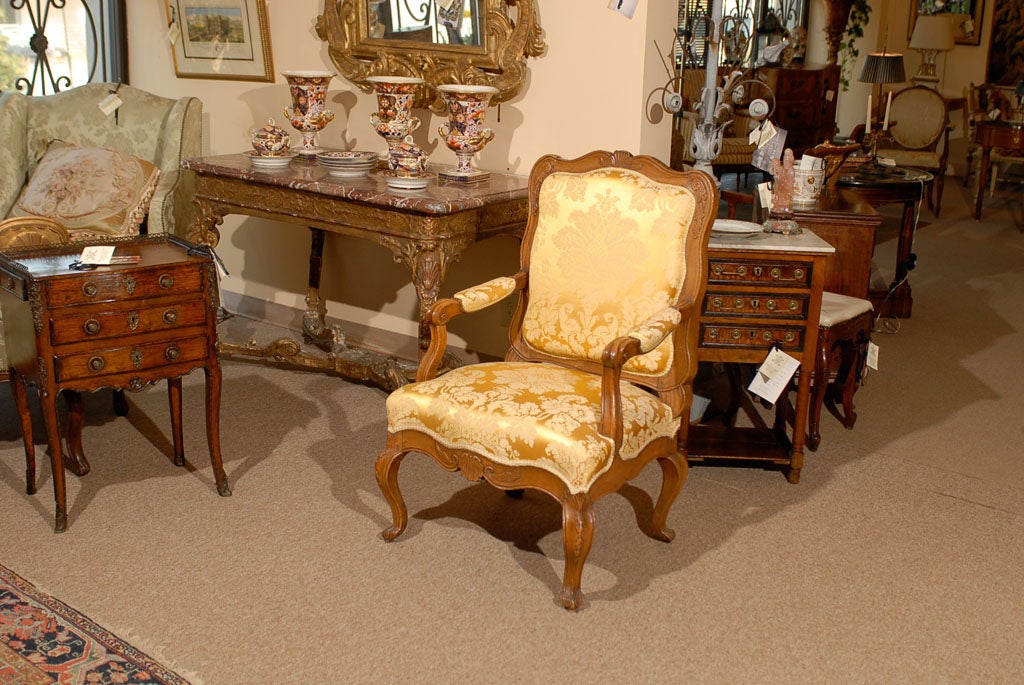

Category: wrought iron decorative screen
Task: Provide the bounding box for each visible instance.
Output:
[0,0,126,95]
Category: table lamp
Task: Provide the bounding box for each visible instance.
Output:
[858,52,906,130]
[909,14,955,86]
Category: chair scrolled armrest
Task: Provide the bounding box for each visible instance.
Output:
[597,305,684,445]
[453,275,519,312]
[417,271,527,382]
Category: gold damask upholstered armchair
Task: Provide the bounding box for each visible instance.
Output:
[0,83,202,379]
[375,150,717,610]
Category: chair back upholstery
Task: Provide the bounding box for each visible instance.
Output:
[890,86,948,151]
[509,151,717,412]
[0,83,202,236]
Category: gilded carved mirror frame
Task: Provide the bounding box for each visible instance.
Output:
[316,0,545,113]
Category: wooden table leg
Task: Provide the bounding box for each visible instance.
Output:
[168,377,185,466]
[9,368,36,495]
[39,389,68,533]
[62,390,91,477]
[205,364,231,497]
[975,145,991,220]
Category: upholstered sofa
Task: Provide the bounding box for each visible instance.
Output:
[0,83,202,376]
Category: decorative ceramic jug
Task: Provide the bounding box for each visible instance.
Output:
[281,70,336,156]
[437,84,498,181]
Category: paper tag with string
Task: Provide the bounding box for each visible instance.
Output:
[748,345,800,404]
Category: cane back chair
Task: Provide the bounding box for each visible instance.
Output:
[375,150,717,610]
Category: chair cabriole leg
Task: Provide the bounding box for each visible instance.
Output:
[651,453,686,542]
[375,442,409,541]
[560,493,595,610]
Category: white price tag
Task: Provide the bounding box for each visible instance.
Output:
[825,89,836,103]
[166,21,181,45]
[757,181,773,210]
[97,93,122,117]
[800,154,821,171]
[748,347,800,404]
[608,0,638,19]
[436,0,456,9]
[866,341,879,371]
[80,245,115,266]
[758,121,777,147]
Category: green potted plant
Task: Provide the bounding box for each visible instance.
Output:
[838,0,871,90]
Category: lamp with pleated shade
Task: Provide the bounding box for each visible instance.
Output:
[858,52,906,129]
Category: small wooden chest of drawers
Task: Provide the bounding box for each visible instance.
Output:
[0,235,231,532]
[690,232,834,483]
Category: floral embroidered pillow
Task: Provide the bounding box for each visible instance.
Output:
[9,141,160,239]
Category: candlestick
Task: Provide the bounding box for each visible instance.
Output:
[865,93,872,135]
[883,90,893,130]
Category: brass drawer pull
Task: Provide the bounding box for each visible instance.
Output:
[770,267,782,279]
[159,273,175,289]
[762,331,772,341]
[793,268,805,279]
[163,308,178,324]
[711,263,748,277]
[711,296,723,307]
[83,319,101,335]
[731,329,742,340]
[165,345,181,361]
[766,299,777,310]
[708,329,719,339]
[81,282,99,297]
[87,356,105,372]
[784,332,796,343]
[788,300,799,311]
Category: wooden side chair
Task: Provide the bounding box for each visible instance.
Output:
[807,292,874,451]
[374,150,717,610]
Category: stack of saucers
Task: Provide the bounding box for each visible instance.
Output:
[316,150,379,178]
[247,150,298,170]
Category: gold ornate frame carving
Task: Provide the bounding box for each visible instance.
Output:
[315,0,545,112]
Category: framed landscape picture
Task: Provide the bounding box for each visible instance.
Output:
[164,0,274,81]
[908,0,985,46]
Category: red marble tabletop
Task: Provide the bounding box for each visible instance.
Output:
[181,152,530,216]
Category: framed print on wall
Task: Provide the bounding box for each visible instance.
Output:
[164,0,274,81]
[909,0,985,46]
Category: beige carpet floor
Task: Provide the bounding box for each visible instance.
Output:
[2,177,1023,683]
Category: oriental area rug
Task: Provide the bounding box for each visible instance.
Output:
[0,564,188,684]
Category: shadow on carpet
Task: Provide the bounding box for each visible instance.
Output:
[1,564,188,684]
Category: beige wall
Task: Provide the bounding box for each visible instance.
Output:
[126,0,993,359]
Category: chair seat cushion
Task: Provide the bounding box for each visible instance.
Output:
[8,141,159,239]
[820,292,873,328]
[386,362,680,494]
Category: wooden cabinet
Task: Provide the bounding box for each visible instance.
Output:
[690,232,834,483]
[759,63,841,157]
[0,236,231,532]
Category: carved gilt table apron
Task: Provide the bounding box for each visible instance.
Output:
[180,154,529,391]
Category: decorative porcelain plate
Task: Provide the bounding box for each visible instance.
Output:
[711,219,764,237]
[317,150,379,164]
[247,150,298,169]
[379,170,433,190]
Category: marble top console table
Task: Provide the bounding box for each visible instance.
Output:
[181,153,530,390]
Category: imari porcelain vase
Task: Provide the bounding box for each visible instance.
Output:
[281,70,336,156]
[437,84,498,181]
[367,76,424,162]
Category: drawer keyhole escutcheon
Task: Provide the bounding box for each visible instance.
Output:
[83,319,100,335]
[159,273,174,289]
[87,356,105,372]
[130,349,144,368]
[163,308,178,324]
[753,266,762,276]
[123,274,136,295]
[127,311,140,330]
[81,282,98,297]
[165,345,181,361]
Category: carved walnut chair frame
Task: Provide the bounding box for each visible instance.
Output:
[374,150,717,610]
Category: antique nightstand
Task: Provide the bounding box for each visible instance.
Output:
[0,235,231,532]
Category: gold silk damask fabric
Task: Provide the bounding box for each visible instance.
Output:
[387,362,679,494]
[521,169,696,376]
[454,276,517,312]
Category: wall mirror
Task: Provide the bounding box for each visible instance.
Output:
[316,0,545,112]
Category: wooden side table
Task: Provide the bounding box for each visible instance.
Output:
[0,236,231,532]
[974,119,1024,220]
[836,167,933,318]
